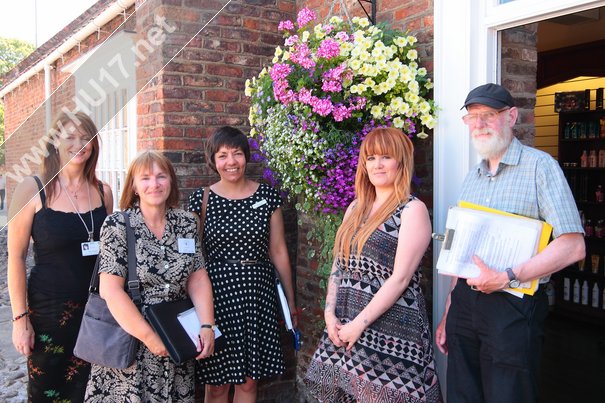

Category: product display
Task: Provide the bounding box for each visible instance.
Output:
[556,103,605,322]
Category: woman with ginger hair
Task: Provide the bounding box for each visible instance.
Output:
[304,127,442,402]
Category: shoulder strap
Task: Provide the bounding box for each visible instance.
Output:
[97,182,105,208]
[122,211,142,306]
[199,187,209,259]
[88,212,141,307]
[32,176,46,208]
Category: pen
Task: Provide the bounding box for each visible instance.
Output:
[198,334,203,350]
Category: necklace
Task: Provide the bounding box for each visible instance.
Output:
[59,179,95,242]
[64,180,83,200]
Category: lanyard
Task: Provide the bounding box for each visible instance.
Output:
[60,179,95,242]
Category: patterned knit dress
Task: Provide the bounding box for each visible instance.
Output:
[304,199,443,403]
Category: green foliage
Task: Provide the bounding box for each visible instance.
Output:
[0,38,35,84]
[0,37,34,166]
[304,210,344,295]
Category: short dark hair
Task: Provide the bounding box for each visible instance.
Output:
[205,126,250,174]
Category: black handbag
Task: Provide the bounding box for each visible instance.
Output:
[74,212,141,369]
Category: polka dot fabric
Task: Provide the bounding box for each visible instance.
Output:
[188,183,285,385]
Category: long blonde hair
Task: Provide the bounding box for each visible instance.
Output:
[333,127,414,263]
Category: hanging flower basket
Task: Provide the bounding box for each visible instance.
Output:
[246,8,436,215]
[245,8,437,280]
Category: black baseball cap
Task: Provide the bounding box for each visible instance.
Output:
[462,83,515,109]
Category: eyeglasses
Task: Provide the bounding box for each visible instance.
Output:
[462,108,509,125]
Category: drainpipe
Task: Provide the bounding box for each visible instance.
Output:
[44,64,51,133]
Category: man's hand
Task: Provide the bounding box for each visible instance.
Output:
[435,314,448,355]
[466,255,510,294]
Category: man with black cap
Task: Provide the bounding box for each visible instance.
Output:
[435,83,585,403]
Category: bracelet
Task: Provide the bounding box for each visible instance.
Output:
[12,311,29,322]
[200,324,215,330]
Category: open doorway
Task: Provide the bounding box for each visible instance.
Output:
[506,6,605,402]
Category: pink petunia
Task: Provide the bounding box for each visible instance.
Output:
[322,79,342,93]
[310,97,333,117]
[332,105,352,122]
[285,35,299,47]
[297,7,317,28]
[298,88,313,104]
[269,63,293,81]
[316,39,341,60]
[278,20,294,31]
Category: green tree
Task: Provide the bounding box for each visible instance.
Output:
[1,38,35,166]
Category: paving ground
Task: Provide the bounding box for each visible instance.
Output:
[0,208,29,402]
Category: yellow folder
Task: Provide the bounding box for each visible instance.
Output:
[458,200,553,296]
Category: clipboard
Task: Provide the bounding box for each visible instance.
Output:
[436,201,553,296]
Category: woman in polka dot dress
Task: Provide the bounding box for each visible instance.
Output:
[188,126,297,403]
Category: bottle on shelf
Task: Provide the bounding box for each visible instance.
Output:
[599,150,605,168]
[563,277,571,301]
[579,122,587,139]
[595,220,604,241]
[592,255,601,274]
[596,185,604,203]
[585,219,594,237]
[581,280,589,305]
[580,150,588,168]
[573,278,580,304]
[589,150,597,168]
[597,220,605,239]
[564,122,571,139]
[592,283,600,308]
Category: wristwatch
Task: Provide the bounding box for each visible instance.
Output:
[505,268,520,288]
[201,324,216,331]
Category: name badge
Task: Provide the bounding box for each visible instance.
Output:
[252,199,267,209]
[178,238,196,254]
[81,241,100,256]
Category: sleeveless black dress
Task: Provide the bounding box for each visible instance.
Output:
[27,177,107,403]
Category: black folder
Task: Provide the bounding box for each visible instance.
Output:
[145,299,224,365]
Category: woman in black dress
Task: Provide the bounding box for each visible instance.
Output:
[188,126,297,403]
[8,111,113,402]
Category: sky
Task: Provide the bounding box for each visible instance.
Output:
[0,0,99,47]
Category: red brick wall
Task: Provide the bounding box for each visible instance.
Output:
[2,7,135,200]
[501,24,538,145]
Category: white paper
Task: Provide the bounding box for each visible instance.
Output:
[276,281,293,330]
[437,206,542,288]
[177,307,222,346]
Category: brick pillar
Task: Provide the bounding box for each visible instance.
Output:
[501,24,538,145]
[134,1,298,401]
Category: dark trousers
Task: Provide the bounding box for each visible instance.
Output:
[446,279,549,403]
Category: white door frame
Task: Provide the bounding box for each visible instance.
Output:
[433,0,605,392]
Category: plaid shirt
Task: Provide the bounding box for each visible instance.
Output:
[459,137,583,238]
